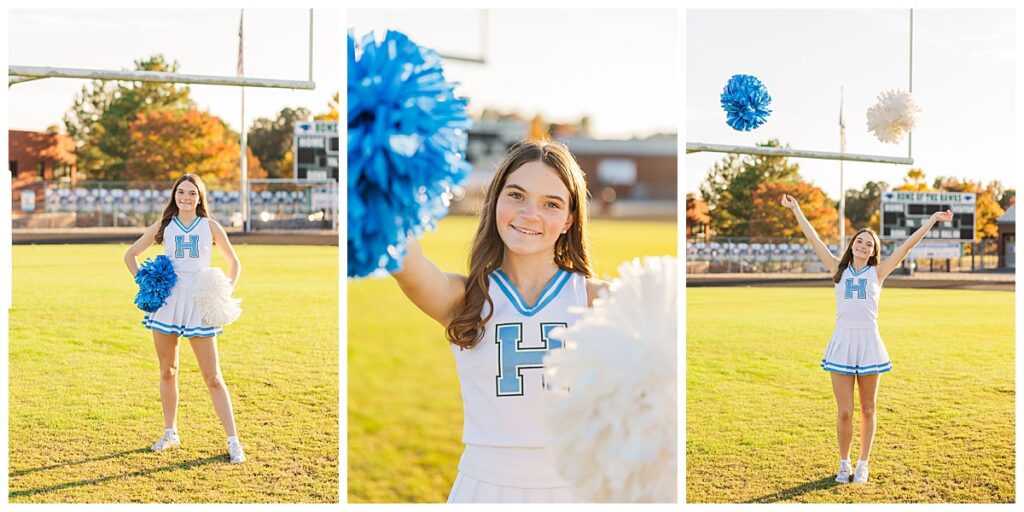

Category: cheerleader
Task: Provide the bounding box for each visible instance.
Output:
[124,174,245,463]
[782,193,951,483]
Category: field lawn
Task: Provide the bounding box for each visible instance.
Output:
[686,286,1014,503]
[347,216,677,503]
[9,244,338,503]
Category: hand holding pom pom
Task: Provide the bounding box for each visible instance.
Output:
[866,89,920,144]
[192,268,242,326]
[134,255,177,313]
[720,74,772,131]
[543,256,677,502]
[348,30,473,278]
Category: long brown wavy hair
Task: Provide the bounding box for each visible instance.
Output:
[446,140,594,349]
[155,174,211,243]
[832,228,881,283]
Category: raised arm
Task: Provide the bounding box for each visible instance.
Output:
[782,194,840,274]
[391,238,467,328]
[124,222,160,277]
[877,210,952,281]
[210,219,242,287]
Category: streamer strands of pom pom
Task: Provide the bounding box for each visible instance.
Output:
[720,74,772,131]
[866,89,920,144]
[543,256,677,502]
[192,268,242,326]
[348,30,473,278]
[134,255,177,313]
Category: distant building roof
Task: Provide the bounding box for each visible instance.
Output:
[560,135,678,157]
[997,203,1014,224]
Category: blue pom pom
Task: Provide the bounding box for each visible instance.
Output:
[134,255,177,313]
[347,30,473,278]
[720,74,772,131]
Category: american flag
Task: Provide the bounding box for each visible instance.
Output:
[236,10,244,77]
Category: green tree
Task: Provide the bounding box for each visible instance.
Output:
[844,180,889,232]
[699,139,800,237]
[64,55,194,180]
[247,106,311,178]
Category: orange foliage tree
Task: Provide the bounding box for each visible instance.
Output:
[749,181,839,243]
[125,108,265,187]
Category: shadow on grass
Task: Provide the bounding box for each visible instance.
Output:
[9,454,226,500]
[10,448,152,477]
[745,476,841,503]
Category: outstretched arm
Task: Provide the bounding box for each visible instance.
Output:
[877,210,952,281]
[391,238,467,328]
[782,194,840,274]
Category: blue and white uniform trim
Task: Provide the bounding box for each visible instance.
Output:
[490,269,571,317]
[142,316,223,337]
[820,358,892,376]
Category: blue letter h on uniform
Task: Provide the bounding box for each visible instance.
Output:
[495,324,564,396]
[175,235,200,259]
[845,278,867,299]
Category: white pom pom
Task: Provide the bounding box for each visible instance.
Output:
[192,268,242,326]
[866,89,920,144]
[543,256,677,503]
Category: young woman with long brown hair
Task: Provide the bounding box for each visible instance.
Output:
[782,193,952,484]
[124,173,246,463]
[392,140,608,502]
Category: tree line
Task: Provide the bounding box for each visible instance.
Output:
[63,54,338,187]
[687,140,1014,242]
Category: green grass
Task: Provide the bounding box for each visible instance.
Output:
[686,286,1014,503]
[347,215,677,503]
[9,244,338,503]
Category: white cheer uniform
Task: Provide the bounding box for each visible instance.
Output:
[142,216,223,338]
[820,264,892,375]
[447,268,586,503]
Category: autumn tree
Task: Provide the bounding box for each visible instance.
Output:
[686,193,710,240]
[64,55,194,180]
[314,92,339,121]
[699,139,800,237]
[893,168,931,192]
[749,181,839,243]
[125,108,265,187]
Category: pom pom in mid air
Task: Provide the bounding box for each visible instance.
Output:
[543,256,678,503]
[134,255,177,313]
[720,74,772,131]
[866,89,920,143]
[347,30,473,278]
[192,268,242,326]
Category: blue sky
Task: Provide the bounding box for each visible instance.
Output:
[686,9,1016,197]
[8,9,340,133]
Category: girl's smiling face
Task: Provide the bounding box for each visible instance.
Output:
[851,231,876,260]
[175,180,200,213]
[495,160,573,258]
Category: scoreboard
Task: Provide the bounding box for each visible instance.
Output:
[880,191,976,241]
[293,121,339,181]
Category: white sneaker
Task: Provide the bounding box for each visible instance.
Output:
[228,439,246,464]
[151,431,180,451]
[852,462,869,484]
[835,462,852,483]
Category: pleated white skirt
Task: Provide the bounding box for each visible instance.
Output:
[820,320,891,375]
[142,271,223,338]
[446,445,580,503]
[446,472,579,503]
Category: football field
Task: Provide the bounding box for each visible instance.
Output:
[686,286,1015,503]
[8,244,339,503]
[347,215,677,503]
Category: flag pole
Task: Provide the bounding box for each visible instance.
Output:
[238,9,249,233]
